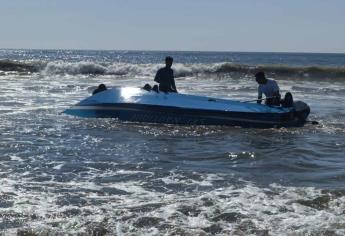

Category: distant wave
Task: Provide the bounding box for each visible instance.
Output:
[1,59,345,79]
[0,59,39,73]
[215,63,345,79]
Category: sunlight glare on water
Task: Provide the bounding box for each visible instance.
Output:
[0,50,345,235]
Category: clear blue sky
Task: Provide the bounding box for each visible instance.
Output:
[1,0,344,53]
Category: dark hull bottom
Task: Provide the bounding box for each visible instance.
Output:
[65,104,308,128]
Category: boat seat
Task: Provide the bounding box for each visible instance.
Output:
[143,83,152,91]
[152,85,159,93]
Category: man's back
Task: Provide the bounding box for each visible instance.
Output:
[154,67,174,85]
[258,79,279,98]
[154,67,176,92]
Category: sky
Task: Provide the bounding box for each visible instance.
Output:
[0,0,344,53]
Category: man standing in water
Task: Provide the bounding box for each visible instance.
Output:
[255,71,280,105]
[154,56,177,93]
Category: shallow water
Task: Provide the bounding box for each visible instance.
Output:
[1,50,345,235]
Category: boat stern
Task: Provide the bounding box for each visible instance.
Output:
[293,101,310,122]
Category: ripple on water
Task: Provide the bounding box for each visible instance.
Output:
[1,70,345,235]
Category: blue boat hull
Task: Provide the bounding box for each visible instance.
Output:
[64,87,310,128]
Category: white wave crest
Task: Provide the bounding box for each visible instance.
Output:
[43,61,107,75]
[41,61,224,77]
[173,63,216,77]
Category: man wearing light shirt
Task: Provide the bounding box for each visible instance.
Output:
[255,71,281,106]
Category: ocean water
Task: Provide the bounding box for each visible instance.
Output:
[0,49,345,235]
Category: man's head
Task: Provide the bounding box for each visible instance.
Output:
[255,71,267,84]
[165,56,173,68]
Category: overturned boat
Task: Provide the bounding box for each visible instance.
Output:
[63,87,310,128]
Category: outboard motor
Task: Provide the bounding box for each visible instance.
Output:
[282,92,294,107]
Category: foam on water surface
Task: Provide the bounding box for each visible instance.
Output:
[0,50,345,235]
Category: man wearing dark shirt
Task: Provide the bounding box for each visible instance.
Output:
[154,56,177,93]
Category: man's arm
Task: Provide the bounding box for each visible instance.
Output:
[257,89,262,104]
[154,69,161,83]
[272,80,280,98]
[273,91,280,98]
[171,78,177,93]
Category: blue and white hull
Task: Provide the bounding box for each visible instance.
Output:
[64,87,310,128]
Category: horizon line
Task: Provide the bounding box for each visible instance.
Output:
[1,47,345,55]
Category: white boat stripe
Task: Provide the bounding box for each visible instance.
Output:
[67,106,287,125]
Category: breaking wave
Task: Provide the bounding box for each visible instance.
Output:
[216,63,345,79]
[1,59,345,79]
[0,59,40,74]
